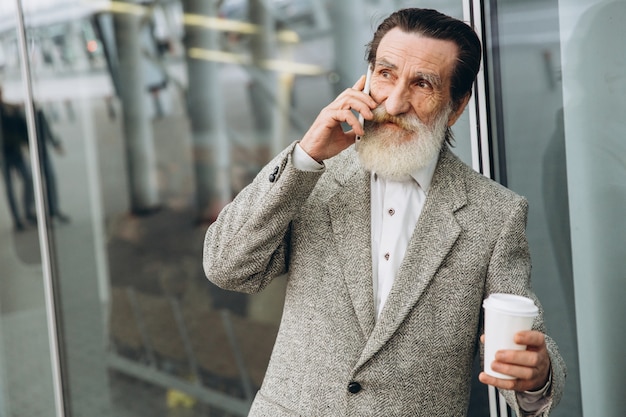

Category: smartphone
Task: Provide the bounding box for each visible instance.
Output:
[356,64,373,142]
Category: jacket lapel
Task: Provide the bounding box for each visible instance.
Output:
[328,154,376,338]
[355,147,468,368]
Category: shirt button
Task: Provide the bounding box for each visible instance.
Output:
[388,208,395,216]
[347,381,362,394]
[384,253,390,261]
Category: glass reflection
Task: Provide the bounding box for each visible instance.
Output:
[559,2,626,414]
[483,0,581,415]
[0,6,56,417]
[2,1,479,416]
[1,85,36,232]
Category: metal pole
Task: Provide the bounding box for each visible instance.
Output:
[14,1,67,416]
[114,4,161,213]
[464,0,491,178]
[182,0,231,222]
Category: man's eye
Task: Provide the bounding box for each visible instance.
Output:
[416,80,430,88]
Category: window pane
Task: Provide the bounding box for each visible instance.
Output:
[0,2,57,416]
[558,1,626,414]
[4,1,478,416]
[484,0,582,415]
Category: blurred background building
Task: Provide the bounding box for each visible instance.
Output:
[0,0,623,416]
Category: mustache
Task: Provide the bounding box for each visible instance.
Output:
[366,106,423,132]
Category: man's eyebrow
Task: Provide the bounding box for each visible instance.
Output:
[376,59,396,70]
[375,59,442,87]
[415,72,442,87]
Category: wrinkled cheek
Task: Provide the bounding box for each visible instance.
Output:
[416,98,447,125]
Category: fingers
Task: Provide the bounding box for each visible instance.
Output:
[514,330,545,348]
[300,104,362,162]
[479,367,547,392]
[353,74,367,90]
[481,350,546,391]
[326,104,365,133]
[493,351,541,378]
[332,84,376,121]
[300,75,378,161]
[478,372,526,391]
[479,372,519,391]
[480,331,551,392]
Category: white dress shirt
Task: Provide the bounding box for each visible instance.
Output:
[369,160,437,317]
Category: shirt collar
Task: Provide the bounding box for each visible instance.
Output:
[409,152,439,193]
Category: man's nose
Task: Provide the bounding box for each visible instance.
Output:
[382,84,411,116]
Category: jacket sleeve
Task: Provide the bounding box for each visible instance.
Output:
[484,196,567,416]
[203,142,324,294]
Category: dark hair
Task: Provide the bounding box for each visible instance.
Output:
[366,8,482,111]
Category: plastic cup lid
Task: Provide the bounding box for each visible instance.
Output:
[483,293,539,317]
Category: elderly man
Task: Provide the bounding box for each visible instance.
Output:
[203,8,565,416]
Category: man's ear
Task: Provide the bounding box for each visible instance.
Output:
[447,93,472,127]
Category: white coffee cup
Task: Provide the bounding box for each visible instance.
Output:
[482,293,539,379]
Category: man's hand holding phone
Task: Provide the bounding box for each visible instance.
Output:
[300,67,377,163]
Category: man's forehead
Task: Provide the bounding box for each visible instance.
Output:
[375,30,458,75]
[378,29,458,56]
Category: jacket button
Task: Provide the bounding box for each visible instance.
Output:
[347,381,362,394]
[269,166,279,182]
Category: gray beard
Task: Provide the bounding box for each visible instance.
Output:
[356,105,452,181]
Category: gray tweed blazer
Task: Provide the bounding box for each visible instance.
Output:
[203,142,566,417]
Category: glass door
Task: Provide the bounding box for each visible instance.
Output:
[480,0,583,415]
[557,1,626,415]
[0,1,60,416]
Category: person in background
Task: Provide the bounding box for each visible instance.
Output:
[0,86,35,231]
[0,85,69,230]
[203,8,565,416]
[35,106,70,224]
